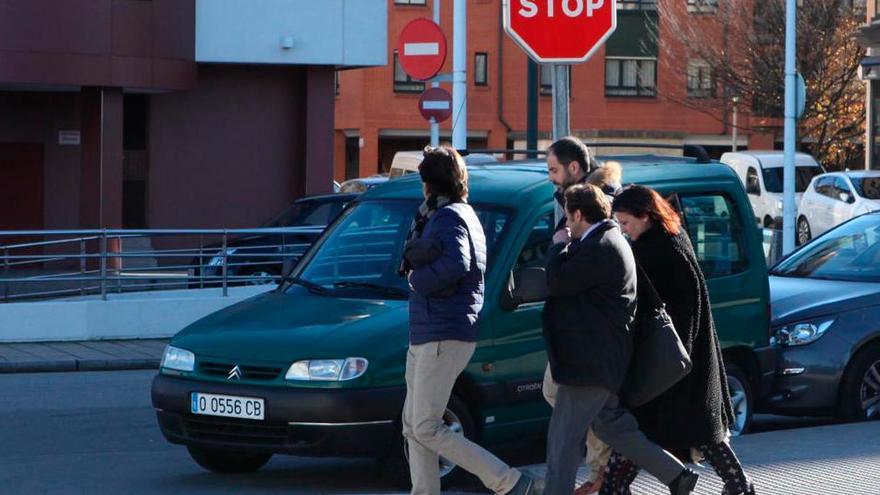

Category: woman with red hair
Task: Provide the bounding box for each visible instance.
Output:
[601,185,755,495]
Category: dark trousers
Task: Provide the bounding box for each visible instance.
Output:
[544,384,685,495]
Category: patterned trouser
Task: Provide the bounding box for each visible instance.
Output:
[598,441,754,495]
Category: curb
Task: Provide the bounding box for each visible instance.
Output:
[0,358,160,374]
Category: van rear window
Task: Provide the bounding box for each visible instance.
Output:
[681,194,749,278]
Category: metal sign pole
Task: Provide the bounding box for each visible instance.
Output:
[430,0,441,147]
[451,0,467,150]
[782,0,798,254]
[552,64,570,140]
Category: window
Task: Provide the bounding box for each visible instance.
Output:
[687,60,714,98]
[394,0,426,4]
[393,51,425,93]
[746,167,761,196]
[851,177,880,200]
[540,65,570,96]
[334,71,340,96]
[514,211,555,272]
[605,57,656,97]
[681,194,749,278]
[833,177,854,203]
[761,167,825,194]
[474,52,488,86]
[618,0,657,9]
[688,0,719,13]
[814,176,836,198]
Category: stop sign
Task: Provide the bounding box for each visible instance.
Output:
[503,0,617,63]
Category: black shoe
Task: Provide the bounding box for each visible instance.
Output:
[507,473,536,495]
[668,468,699,495]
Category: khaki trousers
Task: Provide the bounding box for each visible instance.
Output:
[543,364,612,483]
[402,340,522,495]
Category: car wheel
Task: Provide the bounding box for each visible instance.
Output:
[186,446,272,474]
[797,217,812,246]
[726,365,752,436]
[840,344,880,422]
[383,394,477,490]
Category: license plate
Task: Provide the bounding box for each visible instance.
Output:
[191,392,265,420]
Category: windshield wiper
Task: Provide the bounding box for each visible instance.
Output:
[280,276,332,296]
[333,281,409,299]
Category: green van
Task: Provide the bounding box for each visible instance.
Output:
[151,155,775,479]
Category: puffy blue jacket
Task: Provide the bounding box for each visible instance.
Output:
[408,203,487,345]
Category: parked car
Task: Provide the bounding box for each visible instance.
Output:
[195,193,356,286]
[796,171,880,245]
[338,175,389,193]
[153,154,775,483]
[721,151,825,228]
[767,211,880,422]
[389,150,497,178]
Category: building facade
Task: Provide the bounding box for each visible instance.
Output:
[0,0,386,231]
[860,0,880,169]
[334,0,774,180]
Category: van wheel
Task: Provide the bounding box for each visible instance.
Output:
[382,395,477,490]
[186,446,272,473]
[797,217,812,246]
[726,365,752,436]
[839,344,880,422]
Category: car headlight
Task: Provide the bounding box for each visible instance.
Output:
[285,358,368,381]
[160,345,195,372]
[772,318,835,346]
[207,249,237,266]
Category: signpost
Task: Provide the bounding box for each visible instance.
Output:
[503,0,617,140]
[397,18,448,82]
[419,87,453,123]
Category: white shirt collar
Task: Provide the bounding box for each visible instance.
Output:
[579,219,610,242]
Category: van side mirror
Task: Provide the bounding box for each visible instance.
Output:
[501,267,548,310]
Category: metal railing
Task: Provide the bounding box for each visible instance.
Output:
[0,228,317,302]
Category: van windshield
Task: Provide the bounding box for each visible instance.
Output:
[761,166,823,193]
[284,200,509,299]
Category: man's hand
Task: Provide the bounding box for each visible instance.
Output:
[553,227,571,245]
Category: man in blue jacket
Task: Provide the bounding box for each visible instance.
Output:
[401,146,535,495]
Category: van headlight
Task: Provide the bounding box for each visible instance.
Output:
[772,318,835,346]
[285,358,368,381]
[160,345,195,372]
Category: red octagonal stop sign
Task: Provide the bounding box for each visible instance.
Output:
[503,0,617,63]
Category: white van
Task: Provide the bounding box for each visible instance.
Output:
[389,150,498,178]
[720,151,825,228]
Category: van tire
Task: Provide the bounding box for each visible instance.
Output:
[382,394,477,490]
[186,446,272,473]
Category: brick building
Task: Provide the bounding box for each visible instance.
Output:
[334,0,775,180]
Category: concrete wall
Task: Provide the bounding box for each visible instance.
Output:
[195,0,387,67]
[0,286,270,343]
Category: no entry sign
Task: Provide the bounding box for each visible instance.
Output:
[397,18,448,81]
[419,87,453,123]
[503,0,617,63]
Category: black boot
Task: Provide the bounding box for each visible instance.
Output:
[668,468,699,495]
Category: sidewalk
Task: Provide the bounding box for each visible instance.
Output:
[0,338,167,372]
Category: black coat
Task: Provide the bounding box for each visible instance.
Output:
[630,226,735,451]
[542,221,636,392]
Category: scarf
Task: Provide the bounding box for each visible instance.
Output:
[399,194,455,275]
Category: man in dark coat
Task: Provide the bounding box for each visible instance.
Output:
[541,184,699,495]
[546,136,594,243]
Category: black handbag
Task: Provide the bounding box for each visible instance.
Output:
[622,263,692,408]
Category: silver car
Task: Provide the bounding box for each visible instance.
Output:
[766,212,880,421]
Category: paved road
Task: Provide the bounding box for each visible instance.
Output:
[1,370,877,494]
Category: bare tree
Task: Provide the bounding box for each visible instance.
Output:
[652,0,865,169]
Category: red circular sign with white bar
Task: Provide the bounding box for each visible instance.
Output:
[418,87,453,123]
[503,0,617,63]
[397,18,448,81]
